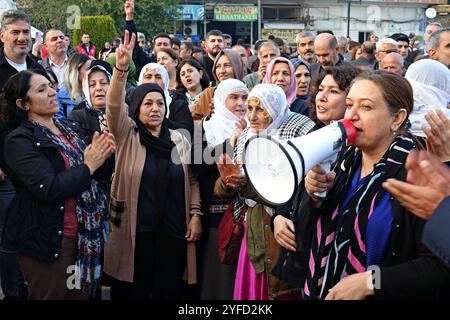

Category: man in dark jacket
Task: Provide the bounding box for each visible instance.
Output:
[310,32,349,81]
[351,41,376,70]
[0,9,46,300]
[198,30,224,85]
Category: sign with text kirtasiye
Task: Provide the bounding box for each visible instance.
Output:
[214,5,258,22]
[173,5,204,21]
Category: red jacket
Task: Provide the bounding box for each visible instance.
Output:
[76,43,96,58]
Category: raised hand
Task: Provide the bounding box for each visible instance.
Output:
[422,110,450,162]
[230,117,247,148]
[124,0,135,21]
[217,153,241,189]
[115,29,136,71]
[383,150,450,220]
[225,172,247,189]
[258,63,267,81]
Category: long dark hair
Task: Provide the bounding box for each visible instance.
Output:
[176,58,210,92]
[0,69,51,130]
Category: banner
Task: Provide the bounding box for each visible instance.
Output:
[214,5,258,22]
[262,29,303,44]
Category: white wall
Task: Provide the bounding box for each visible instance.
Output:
[306,2,426,40]
[0,0,17,12]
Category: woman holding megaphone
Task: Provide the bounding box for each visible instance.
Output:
[273,64,363,255]
[215,84,315,300]
[273,71,450,300]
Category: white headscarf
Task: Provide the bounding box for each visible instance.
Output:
[82,65,111,132]
[405,59,450,137]
[82,65,111,111]
[247,83,291,137]
[203,79,249,147]
[138,63,173,118]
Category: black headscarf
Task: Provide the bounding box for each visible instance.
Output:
[129,83,176,225]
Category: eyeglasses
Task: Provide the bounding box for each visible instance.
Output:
[379,49,398,54]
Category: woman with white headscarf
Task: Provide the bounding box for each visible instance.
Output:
[215,84,315,300]
[69,60,112,145]
[191,49,245,122]
[135,63,194,138]
[191,79,249,299]
[405,59,450,138]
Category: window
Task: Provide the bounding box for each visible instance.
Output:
[279,8,298,20]
[263,7,277,20]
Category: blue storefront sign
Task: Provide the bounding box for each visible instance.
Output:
[172,5,204,21]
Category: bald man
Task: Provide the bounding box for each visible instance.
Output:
[380,52,405,76]
[311,32,348,80]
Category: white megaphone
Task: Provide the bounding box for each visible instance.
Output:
[243,119,357,206]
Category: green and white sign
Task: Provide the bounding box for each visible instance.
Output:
[214,5,258,22]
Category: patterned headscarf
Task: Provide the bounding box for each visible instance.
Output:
[262,57,298,105]
[247,83,291,136]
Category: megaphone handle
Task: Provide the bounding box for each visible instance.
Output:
[313,161,332,198]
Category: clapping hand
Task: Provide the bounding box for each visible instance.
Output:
[422,110,450,162]
[84,132,116,174]
[383,150,450,220]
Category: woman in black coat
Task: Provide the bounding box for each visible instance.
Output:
[0,70,114,300]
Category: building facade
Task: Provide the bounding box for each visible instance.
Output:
[177,0,448,45]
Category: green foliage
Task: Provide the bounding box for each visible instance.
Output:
[134,0,179,38]
[72,16,118,49]
[16,0,180,39]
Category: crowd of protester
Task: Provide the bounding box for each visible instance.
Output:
[0,0,449,300]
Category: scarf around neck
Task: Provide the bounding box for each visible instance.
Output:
[303,133,416,299]
[130,83,176,225]
[32,119,109,292]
